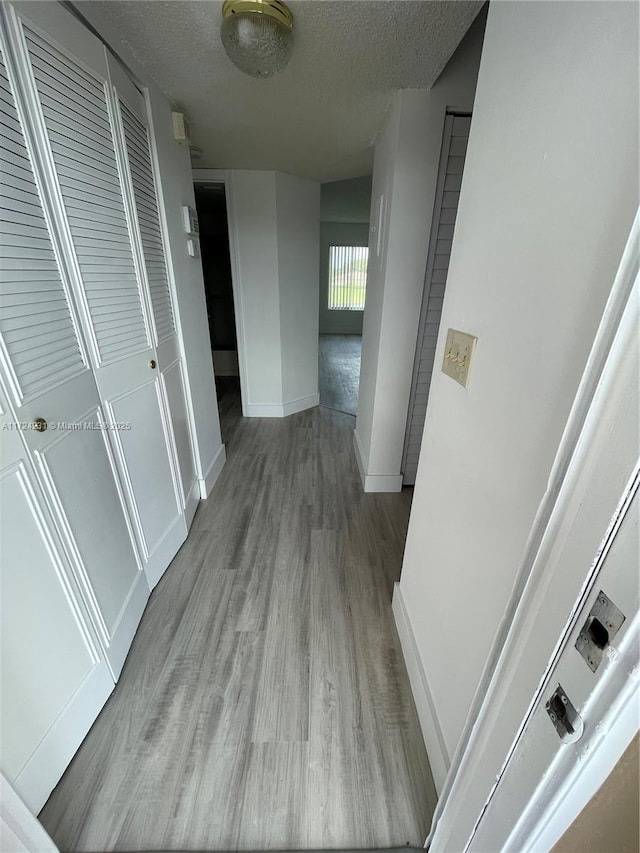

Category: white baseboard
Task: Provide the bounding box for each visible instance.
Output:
[353,429,403,493]
[392,582,450,792]
[363,473,403,492]
[353,428,368,485]
[244,393,319,418]
[184,478,200,528]
[283,392,319,416]
[13,661,114,813]
[1,774,58,852]
[106,570,149,679]
[143,512,188,591]
[199,443,227,499]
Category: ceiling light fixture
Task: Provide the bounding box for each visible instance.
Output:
[220,0,294,79]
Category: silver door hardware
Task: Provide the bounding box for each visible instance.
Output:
[575,590,625,673]
[546,684,583,743]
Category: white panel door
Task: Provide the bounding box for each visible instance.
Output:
[0,35,146,680]
[6,1,188,588]
[109,56,198,526]
[0,392,114,815]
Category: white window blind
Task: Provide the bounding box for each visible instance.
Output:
[328,245,368,310]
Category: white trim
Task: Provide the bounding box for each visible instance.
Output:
[283,392,319,416]
[143,513,187,591]
[192,168,229,183]
[184,478,200,527]
[427,211,640,851]
[243,403,287,418]
[392,583,450,791]
[12,663,115,813]
[353,428,368,484]
[199,442,226,498]
[362,473,403,493]
[1,773,58,853]
[243,393,320,419]
[509,608,640,852]
[105,569,149,678]
[353,429,403,492]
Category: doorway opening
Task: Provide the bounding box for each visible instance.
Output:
[318,242,368,417]
[317,177,372,418]
[193,182,241,421]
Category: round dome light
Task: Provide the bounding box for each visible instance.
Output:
[221,0,294,79]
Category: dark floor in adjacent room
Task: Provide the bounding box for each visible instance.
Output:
[39,380,436,852]
[318,333,362,416]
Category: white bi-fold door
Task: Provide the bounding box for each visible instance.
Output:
[0,0,196,812]
[6,0,193,586]
[0,38,139,812]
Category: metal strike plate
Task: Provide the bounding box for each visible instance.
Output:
[575,590,625,673]
[546,684,583,744]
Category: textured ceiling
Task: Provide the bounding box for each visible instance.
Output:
[75,1,484,182]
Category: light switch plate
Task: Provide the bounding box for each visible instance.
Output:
[442,328,477,388]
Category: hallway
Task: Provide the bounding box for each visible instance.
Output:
[318,334,362,416]
[39,385,436,852]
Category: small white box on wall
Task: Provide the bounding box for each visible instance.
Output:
[182,205,199,235]
[172,111,190,144]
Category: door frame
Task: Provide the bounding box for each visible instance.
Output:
[401,110,470,485]
[427,210,639,850]
[192,168,247,415]
[0,773,59,853]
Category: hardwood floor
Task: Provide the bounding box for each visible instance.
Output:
[39,383,437,852]
[318,334,361,416]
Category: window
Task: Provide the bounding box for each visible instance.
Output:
[328,245,368,310]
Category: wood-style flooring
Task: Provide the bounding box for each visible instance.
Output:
[318,334,361,416]
[40,381,437,851]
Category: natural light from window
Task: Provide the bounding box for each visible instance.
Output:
[328,245,368,310]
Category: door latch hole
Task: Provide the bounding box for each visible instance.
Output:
[587,617,609,650]
[575,590,625,673]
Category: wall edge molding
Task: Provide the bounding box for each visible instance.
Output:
[199,442,226,499]
[392,581,450,792]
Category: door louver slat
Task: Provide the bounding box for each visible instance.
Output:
[402,114,471,486]
[119,100,175,343]
[0,52,85,403]
[22,28,150,363]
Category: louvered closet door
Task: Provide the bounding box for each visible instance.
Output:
[109,56,198,527]
[9,1,188,589]
[0,36,133,813]
[0,30,148,679]
[401,113,471,485]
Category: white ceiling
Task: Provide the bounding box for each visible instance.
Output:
[76,0,484,182]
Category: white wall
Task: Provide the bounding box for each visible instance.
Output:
[354,12,486,493]
[276,172,321,409]
[76,5,224,497]
[320,176,372,224]
[319,222,369,335]
[228,171,283,412]
[396,0,639,790]
[228,170,320,416]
